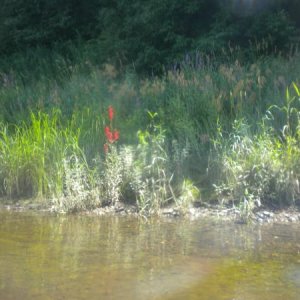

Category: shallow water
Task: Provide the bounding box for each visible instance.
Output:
[1,210,300,299]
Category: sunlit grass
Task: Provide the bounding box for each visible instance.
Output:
[213,83,300,218]
[1,47,300,215]
[0,111,85,199]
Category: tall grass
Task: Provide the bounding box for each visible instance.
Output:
[1,45,300,214]
[213,84,300,218]
[97,113,199,215]
[0,111,93,203]
[2,48,300,138]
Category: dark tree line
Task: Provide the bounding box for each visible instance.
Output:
[0,0,298,72]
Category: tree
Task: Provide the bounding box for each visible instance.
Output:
[98,0,219,72]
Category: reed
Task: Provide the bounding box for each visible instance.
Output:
[213,84,300,218]
[0,111,84,199]
[1,45,300,215]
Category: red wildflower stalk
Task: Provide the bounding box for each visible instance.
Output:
[104,126,110,137]
[103,106,120,154]
[105,126,120,143]
[113,130,119,141]
[104,126,114,143]
[108,105,114,121]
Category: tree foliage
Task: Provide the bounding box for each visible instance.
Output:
[0,0,298,73]
[97,0,219,72]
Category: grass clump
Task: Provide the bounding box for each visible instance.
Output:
[0,110,100,212]
[213,84,300,218]
[52,154,100,213]
[99,112,199,215]
[0,111,65,198]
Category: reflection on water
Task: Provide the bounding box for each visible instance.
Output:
[1,210,300,299]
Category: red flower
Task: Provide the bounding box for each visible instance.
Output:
[113,130,120,141]
[104,126,114,143]
[104,126,110,136]
[103,106,119,147]
[108,105,114,121]
[108,135,114,143]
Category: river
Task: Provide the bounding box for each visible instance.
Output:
[1,209,300,299]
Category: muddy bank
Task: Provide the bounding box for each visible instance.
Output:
[2,199,300,224]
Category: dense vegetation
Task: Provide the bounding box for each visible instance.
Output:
[0,0,299,217]
[0,0,299,73]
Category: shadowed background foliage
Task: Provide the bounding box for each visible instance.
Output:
[0,0,298,73]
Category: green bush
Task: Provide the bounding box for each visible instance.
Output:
[98,111,199,214]
[0,111,98,206]
[0,1,297,74]
[214,84,300,217]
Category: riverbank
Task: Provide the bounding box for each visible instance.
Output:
[63,205,300,224]
[2,204,300,300]
[2,199,300,224]
[1,52,300,217]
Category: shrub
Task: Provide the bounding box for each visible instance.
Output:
[213,84,300,217]
[52,154,100,212]
[99,110,200,214]
[0,110,100,212]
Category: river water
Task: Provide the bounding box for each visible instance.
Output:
[1,209,300,299]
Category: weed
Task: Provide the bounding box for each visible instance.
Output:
[52,154,100,212]
[214,84,300,218]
